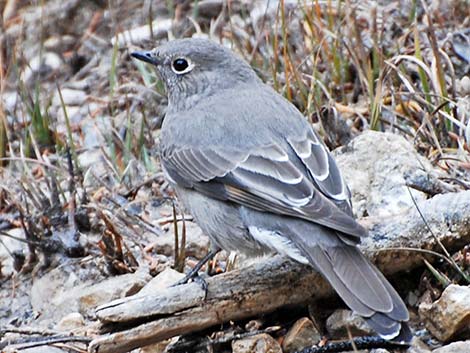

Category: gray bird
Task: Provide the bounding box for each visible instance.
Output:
[131,38,411,342]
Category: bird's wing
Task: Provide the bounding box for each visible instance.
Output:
[162,128,366,238]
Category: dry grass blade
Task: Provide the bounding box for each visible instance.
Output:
[172,201,186,273]
[423,258,451,288]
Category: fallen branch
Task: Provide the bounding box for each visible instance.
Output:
[90,257,327,353]
[89,190,470,353]
[1,335,91,351]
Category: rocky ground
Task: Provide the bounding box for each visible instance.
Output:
[0,1,469,353]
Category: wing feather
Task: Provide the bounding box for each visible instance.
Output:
[288,132,352,213]
[239,154,304,185]
[162,131,366,238]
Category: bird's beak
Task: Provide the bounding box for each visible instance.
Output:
[130,50,161,66]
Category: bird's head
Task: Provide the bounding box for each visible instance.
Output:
[131,38,260,109]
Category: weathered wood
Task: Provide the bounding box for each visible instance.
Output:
[94,282,206,322]
[90,257,329,353]
[89,190,470,353]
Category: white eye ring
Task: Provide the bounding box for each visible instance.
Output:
[171,57,194,74]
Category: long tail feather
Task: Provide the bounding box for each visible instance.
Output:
[289,228,410,341]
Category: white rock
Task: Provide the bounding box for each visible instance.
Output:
[53,88,87,106]
[44,35,75,51]
[458,76,470,96]
[137,268,185,297]
[80,116,111,149]
[31,266,150,326]
[0,228,25,276]
[22,52,62,82]
[2,91,19,112]
[432,341,470,353]
[455,96,470,145]
[72,269,151,314]
[112,18,172,47]
[335,131,436,217]
[55,312,85,331]
[31,267,86,323]
[55,105,81,130]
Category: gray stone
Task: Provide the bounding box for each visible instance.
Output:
[53,88,87,106]
[44,35,76,52]
[458,76,470,96]
[0,228,26,276]
[419,285,470,341]
[112,18,172,47]
[72,269,151,314]
[432,341,470,353]
[55,312,85,332]
[55,105,82,130]
[282,317,321,353]
[2,91,19,112]
[194,0,224,18]
[456,97,470,145]
[334,131,437,218]
[326,309,373,339]
[232,333,282,353]
[65,78,91,91]
[22,52,62,82]
[137,268,185,297]
[79,148,108,184]
[30,267,81,315]
[80,117,110,149]
[31,266,150,326]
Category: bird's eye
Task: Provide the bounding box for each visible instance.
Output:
[171,58,192,74]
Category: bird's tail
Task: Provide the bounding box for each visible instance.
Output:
[240,209,411,342]
[292,233,411,342]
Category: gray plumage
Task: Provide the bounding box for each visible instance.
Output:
[131,38,411,342]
